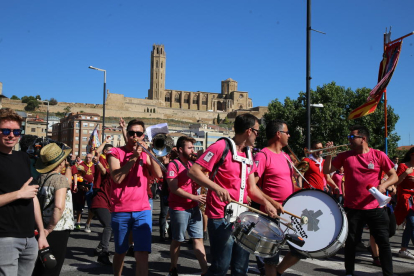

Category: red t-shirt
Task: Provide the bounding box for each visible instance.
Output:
[254,148,294,206]
[331,172,344,194]
[332,149,394,210]
[81,162,95,184]
[166,159,198,211]
[196,140,255,219]
[394,163,414,224]
[303,157,325,190]
[94,155,109,190]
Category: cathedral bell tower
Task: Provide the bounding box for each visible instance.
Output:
[148,44,166,101]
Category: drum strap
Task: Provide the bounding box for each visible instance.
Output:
[219,137,253,203]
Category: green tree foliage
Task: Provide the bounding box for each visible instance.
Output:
[259,82,400,158]
[35,95,41,100]
[64,106,71,113]
[217,114,221,124]
[10,95,20,100]
[21,96,36,103]
[24,100,39,111]
[49,98,58,105]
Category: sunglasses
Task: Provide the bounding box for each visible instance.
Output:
[250,128,259,135]
[128,131,144,137]
[0,128,22,136]
[348,135,363,140]
[279,130,290,135]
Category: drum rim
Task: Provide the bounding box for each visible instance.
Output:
[236,211,284,241]
[282,188,348,256]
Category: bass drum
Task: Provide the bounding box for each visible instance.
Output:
[279,189,348,258]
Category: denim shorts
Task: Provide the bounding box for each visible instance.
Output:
[170,207,203,242]
[111,210,152,254]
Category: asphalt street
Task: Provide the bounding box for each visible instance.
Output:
[60,198,414,276]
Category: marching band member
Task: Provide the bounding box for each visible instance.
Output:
[323,125,397,276]
[301,140,339,193]
[254,119,304,276]
[108,119,162,276]
[188,114,280,276]
[167,136,207,276]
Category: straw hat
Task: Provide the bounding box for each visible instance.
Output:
[35,143,72,174]
[76,165,86,175]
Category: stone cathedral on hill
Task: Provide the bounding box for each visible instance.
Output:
[147,44,253,112]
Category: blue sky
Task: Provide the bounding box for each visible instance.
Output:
[1,1,413,146]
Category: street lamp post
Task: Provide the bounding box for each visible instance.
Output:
[38,100,49,138]
[88,66,106,143]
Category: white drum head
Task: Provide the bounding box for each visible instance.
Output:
[280,189,344,253]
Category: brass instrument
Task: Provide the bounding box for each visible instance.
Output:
[285,145,313,188]
[304,144,350,158]
[199,186,208,212]
[135,133,174,173]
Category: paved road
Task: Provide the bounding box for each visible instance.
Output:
[61,198,414,276]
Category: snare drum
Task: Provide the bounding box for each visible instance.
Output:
[280,189,348,258]
[232,212,284,258]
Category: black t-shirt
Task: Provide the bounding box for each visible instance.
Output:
[0,150,35,238]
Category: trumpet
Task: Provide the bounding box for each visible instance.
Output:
[304,144,350,158]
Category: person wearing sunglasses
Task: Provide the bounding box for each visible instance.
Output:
[107,119,163,276]
[323,125,397,276]
[188,114,279,276]
[0,108,49,275]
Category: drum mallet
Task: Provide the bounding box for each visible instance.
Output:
[284,211,308,225]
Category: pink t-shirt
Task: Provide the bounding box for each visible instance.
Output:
[107,146,150,213]
[332,149,394,210]
[331,172,344,194]
[254,148,294,209]
[166,160,198,211]
[196,139,255,219]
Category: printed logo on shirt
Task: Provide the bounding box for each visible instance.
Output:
[368,161,374,169]
[255,160,259,167]
[169,171,174,177]
[203,152,214,162]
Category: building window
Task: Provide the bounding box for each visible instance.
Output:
[193,94,199,104]
[75,137,79,141]
[82,116,85,119]
[89,130,93,133]
[31,128,35,132]
[76,130,79,133]
[83,130,87,134]
[76,122,80,128]
[175,94,180,103]
[81,152,86,156]
[156,73,157,79]
[94,117,98,120]
[156,61,158,68]
[202,95,207,105]
[75,145,78,148]
[87,116,91,119]
[83,123,88,127]
[82,137,87,141]
[82,145,86,149]
[165,92,171,102]
[89,123,94,127]
[184,94,189,104]
[161,62,163,68]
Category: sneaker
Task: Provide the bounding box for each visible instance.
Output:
[168,267,178,276]
[94,247,102,256]
[126,245,134,257]
[97,251,112,266]
[75,223,81,230]
[203,231,208,241]
[84,224,91,233]
[399,250,414,260]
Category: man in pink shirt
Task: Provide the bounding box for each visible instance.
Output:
[188,114,280,276]
[108,119,163,276]
[166,136,207,276]
[254,119,303,276]
[323,125,397,276]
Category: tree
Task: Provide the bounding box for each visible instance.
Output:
[217,114,221,124]
[64,106,71,113]
[49,98,58,105]
[21,96,36,103]
[24,100,39,111]
[260,82,400,158]
[35,95,41,100]
[10,95,20,100]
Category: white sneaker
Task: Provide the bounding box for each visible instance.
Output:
[84,224,91,233]
[399,250,414,260]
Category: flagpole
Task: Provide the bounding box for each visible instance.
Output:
[384,31,388,155]
[386,31,414,46]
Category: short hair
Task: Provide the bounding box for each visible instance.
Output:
[103,144,113,151]
[349,125,370,141]
[311,140,322,149]
[127,119,146,132]
[234,114,259,135]
[392,156,398,159]
[176,136,196,150]
[402,147,414,163]
[0,108,23,126]
[265,119,287,140]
